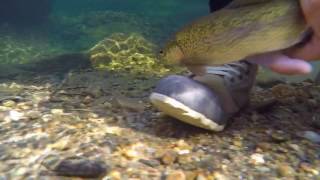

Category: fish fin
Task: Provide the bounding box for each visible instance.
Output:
[225,0,270,9]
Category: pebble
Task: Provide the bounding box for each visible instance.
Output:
[166,170,186,180]
[299,163,319,175]
[25,110,41,119]
[256,166,271,173]
[8,110,25,121]
[232,140,242,147]
[185,171,197,180]
[107,170,122,180]
[139,159,160,167]
[17,102,32,110]
[301,131,320,144]
[50,109,64,115]
[14,167,29,176]
[161,150,178,165]
[277,163,295,177]
[113,96,145,112]
[249,153,265,165]
[213,172,228,180]
[42,114,53,122]
[83,96,94,104]
[2,100,16,107]
[49,137,71,150]
[196,174,207,180]
[271,131,289,143]
[177,154,193,165]
[256,142,272,151]
[42,155,109,178]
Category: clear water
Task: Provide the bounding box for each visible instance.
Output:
[0,0,318,82]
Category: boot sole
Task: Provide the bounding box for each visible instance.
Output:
[150,92,225,132]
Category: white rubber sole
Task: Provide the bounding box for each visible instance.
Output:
[150,92,225,132]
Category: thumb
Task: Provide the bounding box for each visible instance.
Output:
[247,52,312,75]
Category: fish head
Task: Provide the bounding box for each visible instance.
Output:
[159,40,184,65]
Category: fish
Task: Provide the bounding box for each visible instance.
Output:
[161,0,309,66]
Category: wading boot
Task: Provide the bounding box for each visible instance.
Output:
[149,60,258,131]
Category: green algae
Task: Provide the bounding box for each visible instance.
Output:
[88,33,184,76]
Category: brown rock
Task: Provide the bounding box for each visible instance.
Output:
[166,170,186,180]
[299,163,319,175]
[277,163,295,177]
[161,150,178,165]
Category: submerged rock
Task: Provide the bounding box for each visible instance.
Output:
[42,155,109,178]
[88,33,173,75]
[300,131,320,144]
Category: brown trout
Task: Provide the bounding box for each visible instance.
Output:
[161,0,309,66]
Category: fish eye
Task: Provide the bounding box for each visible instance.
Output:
[159,50,164,54]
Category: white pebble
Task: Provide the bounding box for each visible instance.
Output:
[9,110,25,121]
[250,153,265,165]
[51,109,64,115]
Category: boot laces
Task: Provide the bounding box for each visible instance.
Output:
[205,61,250,82]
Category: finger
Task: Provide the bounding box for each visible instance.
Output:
[265,58,312,75]
[247,52,312,75]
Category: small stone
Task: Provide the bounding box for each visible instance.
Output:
[213,172,228,180]
[83,96,93,104]
[49,137,71,150]
[233,140,242,147]
[256,142,272,151]
[8,110,25,121]
[271,131,289,143]
[249,153,265,165]
[14,167,29,176]
[288,144,300,151]
[0,106,9,111]
[107,170,121,180]
[196,174,207,180]
[25,110,41,119]
[42,155,109,178]
[42,114,53,122]
[139,159,160,167]
[301,131,320,143]
[123,149,139,159]
[2,100,16,107]
[51,109,64,115]
[256,166,271,173]
[277,163,295,177]
[197,156,216,171]
[177,154,193,165]
[17,102,32,110]
[185,171,197,180]
[161,150,178,165]
[299,163,319,175]
[103,101,113,108]
[113,96,145,112]
[166,170,186,180]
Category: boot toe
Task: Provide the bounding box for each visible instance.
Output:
[150,75,227,131]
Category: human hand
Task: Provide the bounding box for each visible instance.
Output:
[250,0,320,75]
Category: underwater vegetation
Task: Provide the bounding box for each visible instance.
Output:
[88,33,181,76]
